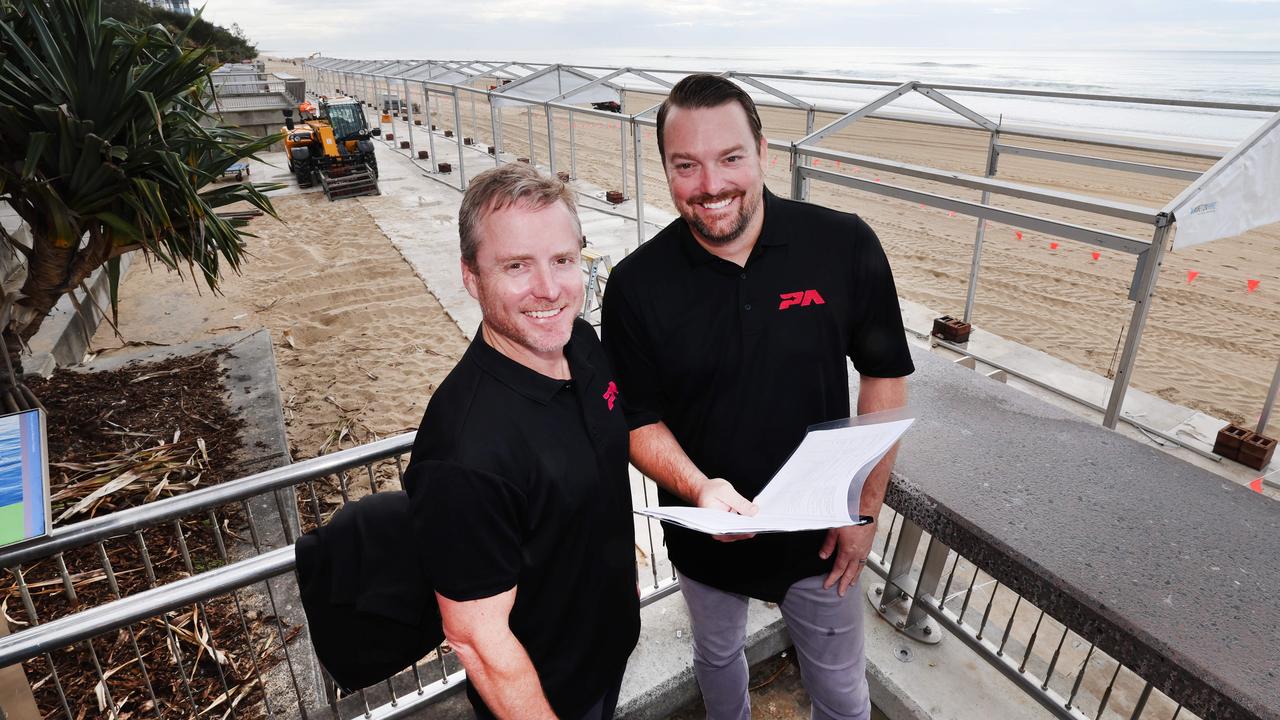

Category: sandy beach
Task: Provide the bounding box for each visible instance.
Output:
[413,84,1278,437]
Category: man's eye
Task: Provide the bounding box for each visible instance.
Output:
[725,155,742,164]
[506,263,524,271]
[677,163,695,171]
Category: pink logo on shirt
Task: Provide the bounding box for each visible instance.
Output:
[603,381,618,411]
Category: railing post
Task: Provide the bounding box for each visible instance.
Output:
[868,518,943,644]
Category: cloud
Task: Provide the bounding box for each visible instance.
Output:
[200,0,1279,55]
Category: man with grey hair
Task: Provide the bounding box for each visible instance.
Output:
[405,163,640,719]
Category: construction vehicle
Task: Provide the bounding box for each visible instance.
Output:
[282,97,381,201]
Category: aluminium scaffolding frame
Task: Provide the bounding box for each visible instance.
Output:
[301,56,1280,445]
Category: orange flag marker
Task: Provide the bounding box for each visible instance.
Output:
[1187,270,1200,283]
[1250,477,1264,493]
[1015,231,1023,240]
[1049,242,1059,250]
[1247,279,1261,293]
[1091,251,1100,261]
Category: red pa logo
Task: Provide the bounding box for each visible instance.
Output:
[778,289,825,310]
[603,381,618,410]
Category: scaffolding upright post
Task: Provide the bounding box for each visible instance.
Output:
[1257,359,1280,434]
[526,107,536,166]
[632,116,646,248]
[403,78,416,158]
[1104,218,1172,428]
[385,75,396,139]
[470,90,478,140]
[963,127,1002,324]
[619,115,628,199]
[490,101,501,167]
[454,86,468,190]
[569,109,577,178]
[422,82,437,169]
[546,104,557,175]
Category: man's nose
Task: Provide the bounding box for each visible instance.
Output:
[697,165,724,197]
[529,264,559,299]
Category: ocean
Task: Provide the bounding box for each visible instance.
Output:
[539,48,1280,145]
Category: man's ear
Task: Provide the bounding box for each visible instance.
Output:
[461,258,479,301]
[757,135,768,169]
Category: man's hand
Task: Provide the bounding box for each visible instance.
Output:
[695,477,758,543]
[820,523,876,596]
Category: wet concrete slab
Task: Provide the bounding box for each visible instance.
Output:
[886,345,1280,720]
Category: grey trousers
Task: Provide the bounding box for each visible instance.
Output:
[678,571,870,720]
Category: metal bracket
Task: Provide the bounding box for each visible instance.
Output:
[868,581,943,644]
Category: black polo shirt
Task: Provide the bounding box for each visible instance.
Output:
[601,188,914,602]
[405,318,640,719]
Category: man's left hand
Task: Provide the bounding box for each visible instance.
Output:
[820,523,875,597]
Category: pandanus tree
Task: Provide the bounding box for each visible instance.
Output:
[0,0,280,410]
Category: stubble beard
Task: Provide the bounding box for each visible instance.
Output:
[681,188,762,247]
[476,282,575,358]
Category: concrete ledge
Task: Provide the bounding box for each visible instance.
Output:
[886,345,1280,720]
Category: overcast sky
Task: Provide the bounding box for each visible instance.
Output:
[200,0,1280,58]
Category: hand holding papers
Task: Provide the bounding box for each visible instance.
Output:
[636,415,913,535]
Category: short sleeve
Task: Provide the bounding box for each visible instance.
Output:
[846,218,915,379]
[601,273,664,430]
[408,460,526,602]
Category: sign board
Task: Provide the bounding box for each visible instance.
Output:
[0,409,49,549]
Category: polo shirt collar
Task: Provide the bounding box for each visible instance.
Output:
[677,186,788,267]
[466,324,596,405]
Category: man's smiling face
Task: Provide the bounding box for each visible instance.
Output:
[661,101,767,249]
[462,199,584,370]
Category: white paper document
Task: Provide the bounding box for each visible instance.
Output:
[635,416,914,534]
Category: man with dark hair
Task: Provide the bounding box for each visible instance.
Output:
[407,163,639,719]
[602,73,913,720]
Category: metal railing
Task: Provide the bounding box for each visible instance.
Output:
[0,434,677,719]
[1,425,1211,720]
[863,508,1197,720]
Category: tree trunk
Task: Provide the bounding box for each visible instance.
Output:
[0,222,101,413]
[0,324,34,413]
